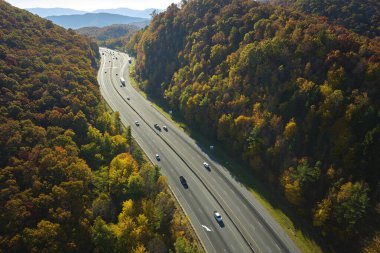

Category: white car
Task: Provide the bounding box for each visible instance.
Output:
[214,211,222,222]
[163,125,168,131]
[135,121,140,126]
[155,154,160,161]
[203,162,210,169]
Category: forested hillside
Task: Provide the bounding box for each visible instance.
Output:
[127,0,380,251]
[76,24,139,50]
[269,0,380,38]
[0,1,200,252]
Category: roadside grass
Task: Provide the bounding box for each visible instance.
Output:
[128,66,328,253]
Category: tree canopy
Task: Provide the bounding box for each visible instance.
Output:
[269,0,380,38]
[0,1,201,252]
[127,0,380,251]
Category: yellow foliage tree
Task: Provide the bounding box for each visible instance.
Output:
[281,168,302,206]
[118,199,135,222]
[113,216,136,252]
[313,198,332,227]
[109,153,138,196]
[284,118,297,140]
[217,114,233,141]
[132,244,148,253]
[284,180,302,206]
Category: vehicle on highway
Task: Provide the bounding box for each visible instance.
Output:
[214,211,222,222]
[179,176,188,188]
[155,154,160,161]
[120,77,126,87]
[116,73,118,76]
[163,125,168,131]
[127,96,130,100]
[135,121,140,126]
[213,211,224,227]
[154,124,161,131]
[128,59,132,64]
[203,162,210,170]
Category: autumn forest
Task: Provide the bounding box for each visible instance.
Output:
[126,0,380,252]
[0,1,200,252]
[1,0,379,252]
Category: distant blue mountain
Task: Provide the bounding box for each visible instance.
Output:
[26,7,161,19]
[46,13,149,29]
[93,8,160,19]
[27,8,86,17]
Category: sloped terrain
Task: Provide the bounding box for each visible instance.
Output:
[127,0,380,251]
[0,1,200,252]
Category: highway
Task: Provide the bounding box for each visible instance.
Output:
[98,47,301,253]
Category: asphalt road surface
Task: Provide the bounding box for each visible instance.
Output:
[98,48,301,253]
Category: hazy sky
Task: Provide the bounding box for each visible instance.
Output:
[5,0,177,11]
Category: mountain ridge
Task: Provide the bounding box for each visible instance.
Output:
[75,24,139,49]
[268,0,380,38]
[27,7,161,18]
[46,13,149,29]
[26,7,86,16]
[93,8,159,18]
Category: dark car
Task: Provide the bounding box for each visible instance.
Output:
[163,125,168,131]
[179,176,188,189]
[154,124,161,131]
[213,211,225,227]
